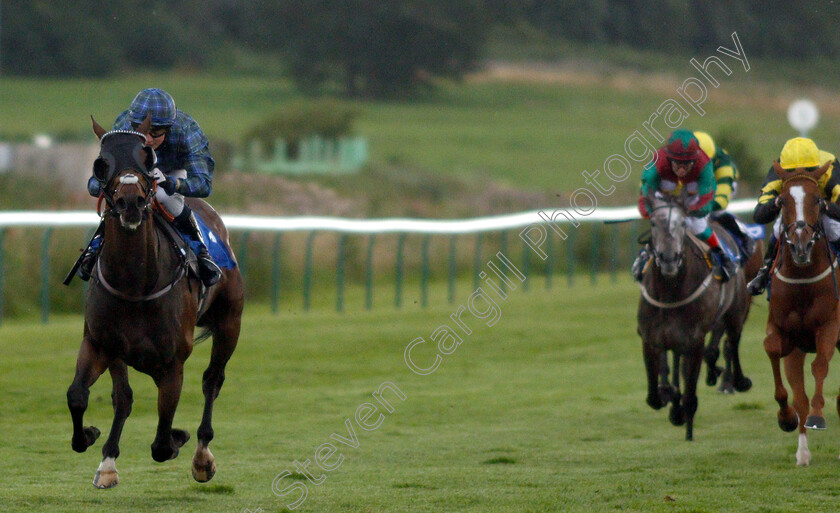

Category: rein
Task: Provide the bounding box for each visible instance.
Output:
[775,259,839,284]
[639,272,715,309]
[94,258,186,302]
[640,234,716,309]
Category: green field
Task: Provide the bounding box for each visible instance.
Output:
[3,277,840,513]
[3,60,839,196]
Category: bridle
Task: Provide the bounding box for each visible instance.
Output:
[640,198,721,310]
[775,174,838,294]
[649,202,686,271]
[779,174,824,258]
[95,130,157,217]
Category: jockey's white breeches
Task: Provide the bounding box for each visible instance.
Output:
[155,169,187,217]
[772,215,840,242]
[684,215,709,236]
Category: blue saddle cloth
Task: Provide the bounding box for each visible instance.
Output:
[179,214,237,269]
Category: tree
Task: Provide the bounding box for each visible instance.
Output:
[276,0,489,98]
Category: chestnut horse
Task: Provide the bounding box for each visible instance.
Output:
[66,116,245,487]
[763,161,840,466]
[638,192,751,440]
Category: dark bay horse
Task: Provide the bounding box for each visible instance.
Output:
[67,116,245,487]
[638,193,751,440]
[763,161,840,466]
[704,235,763,393]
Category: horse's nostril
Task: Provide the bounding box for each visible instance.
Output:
[135,197,145,209]
[116,198,127,210]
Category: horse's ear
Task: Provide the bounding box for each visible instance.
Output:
[813,160,831,181]
[91,115,106,140]
[773,160,791,181]
[136,113,151,135]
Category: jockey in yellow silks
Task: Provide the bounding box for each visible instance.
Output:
[746,137,840,295]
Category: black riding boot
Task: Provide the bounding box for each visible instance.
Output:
[173,208,222,287]
[710,245,737,282]
[77,233,104,281]
[747,235,778,296]
[76,223,103,284]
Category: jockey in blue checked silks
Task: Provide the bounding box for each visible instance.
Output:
[78,88,222,287]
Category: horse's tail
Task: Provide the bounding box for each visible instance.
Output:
[195,327,213,345]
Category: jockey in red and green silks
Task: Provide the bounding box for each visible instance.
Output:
[634,129,737,282]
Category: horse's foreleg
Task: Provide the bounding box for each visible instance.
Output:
[668,352,685,427]
[764,326,798,432]
[724,326,752,392]
[193,312,241,482]
[836,383,840,460]
[670,352,681,402]
[658,352,670,396]
[67,336,107,455]
[643,342,665,410]
[93,361,133,489]
[704,327,724,388]
[681,345,703,441]
[151,365,189,463]
[806,324,839,430]
[783,349,810,465]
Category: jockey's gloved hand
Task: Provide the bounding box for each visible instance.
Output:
[687,194,700,207]
[152,168,166,184]
[160,176,179,195]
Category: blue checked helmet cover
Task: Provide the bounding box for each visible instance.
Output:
[127,88,176,127]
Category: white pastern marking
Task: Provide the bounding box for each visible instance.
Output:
[797,433,811,466]
[790,186,806,225]
[119,175,139,185]
[97,457,117,473]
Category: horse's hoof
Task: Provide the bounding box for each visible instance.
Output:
[797,448,811,466]
[706,366,723,387]
[192,446,216,483]
[93,469,119,489]
[192,458,217,482]
[658,387,672,406]
[734,376,752,392]
[172,429,191,448]
[805,415,827,430]
[72,426,101,453]
[93,457,118,489]
[778,413,799,432]
[669,405,686,426]
[718,383,735,394]
[647,394,665,410]
[151,444,180,462]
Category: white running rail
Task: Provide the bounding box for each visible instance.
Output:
[0,198,758,233]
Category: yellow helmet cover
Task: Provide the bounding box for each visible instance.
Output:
[780,137,820,169]
[694,131,716,159]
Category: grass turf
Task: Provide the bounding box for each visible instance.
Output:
[2,276,840,512]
